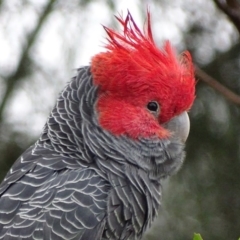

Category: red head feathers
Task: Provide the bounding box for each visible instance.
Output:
[91,11,195,139]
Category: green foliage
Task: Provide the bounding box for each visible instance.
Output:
[193,234,240,240]
[193,233,203,240]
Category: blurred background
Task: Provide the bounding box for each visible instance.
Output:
[0,0,240,239]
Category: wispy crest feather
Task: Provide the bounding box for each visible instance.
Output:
[104,10,154,50]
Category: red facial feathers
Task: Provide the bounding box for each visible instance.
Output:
[91,11,195,139]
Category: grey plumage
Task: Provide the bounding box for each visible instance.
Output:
[0,67,185,240]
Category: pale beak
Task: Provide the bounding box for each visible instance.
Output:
[163,111,190,142]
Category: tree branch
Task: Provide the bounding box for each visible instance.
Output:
[0,0,55,122]
[194,0,240,106]
[213,0,240,34]
[195,65,240,105]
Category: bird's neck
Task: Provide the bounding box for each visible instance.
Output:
[94,155,161,239]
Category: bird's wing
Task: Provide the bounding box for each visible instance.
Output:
[0,152,108,240]
[0,146,38,196]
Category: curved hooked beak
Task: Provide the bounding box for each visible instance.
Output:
[163,111,190,142]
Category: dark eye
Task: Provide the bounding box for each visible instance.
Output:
[147,101,159,112]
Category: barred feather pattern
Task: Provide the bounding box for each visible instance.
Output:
[0,67,185,240]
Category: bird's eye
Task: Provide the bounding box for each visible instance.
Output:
[147,101,159,113]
